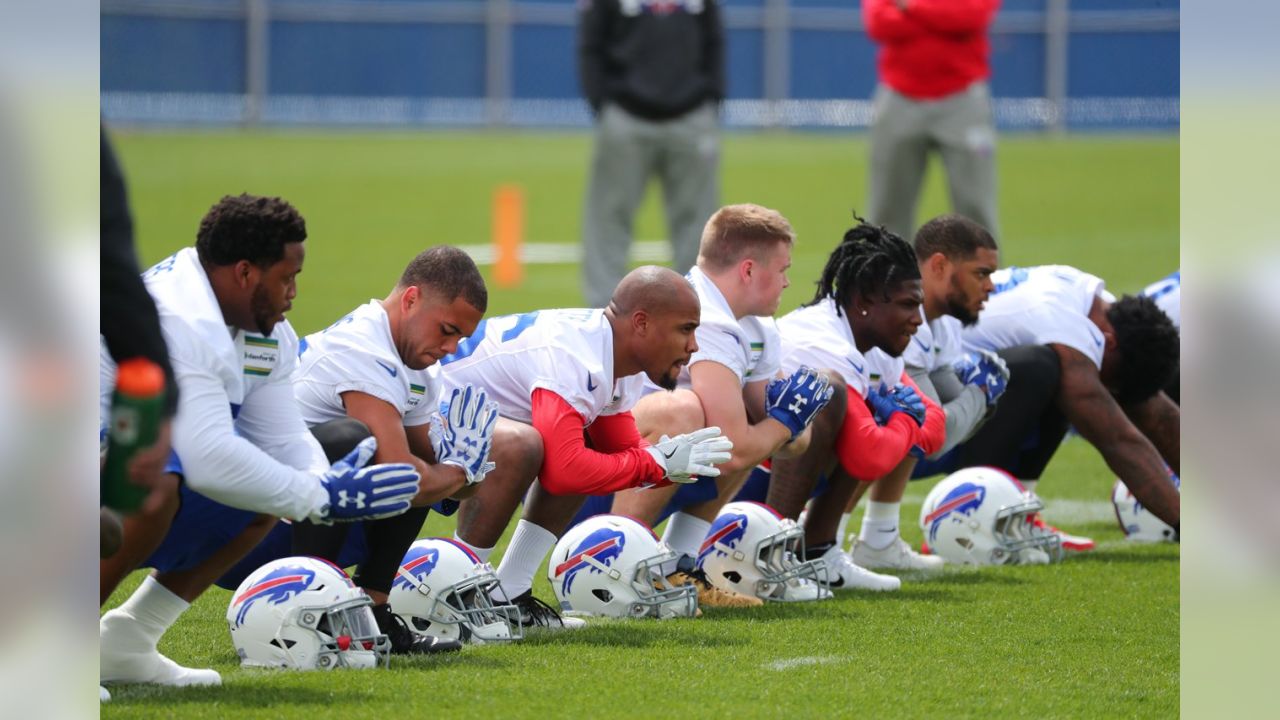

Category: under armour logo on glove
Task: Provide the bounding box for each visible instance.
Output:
[336,490,367,509]
[766,366,835,439]
[438,384,500,485]
[317,436,420,523]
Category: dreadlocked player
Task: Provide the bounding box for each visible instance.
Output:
[747,219,946,590]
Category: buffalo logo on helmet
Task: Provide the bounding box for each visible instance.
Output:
[924,482,987,544]
[696,512,749,569]
[230,564,317,627]
[391,546,440,592]
[554,528,626,594]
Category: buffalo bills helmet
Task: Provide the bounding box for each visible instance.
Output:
[548,514,697,619]
[226,556,389,670]
[698,501,830,602]
[1112,470,1179,542]
[389,537,521,643]
[920,467,1062,565]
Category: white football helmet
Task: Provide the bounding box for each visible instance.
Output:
[226,556,388,670]
[919,467,1062,566]
[697,501,830,602]
[1112,470,1179,542]
[389,537,521,643]
[548,514,697,619]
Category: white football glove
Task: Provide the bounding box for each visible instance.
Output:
[437,384,500,485]
[645,426,734,484]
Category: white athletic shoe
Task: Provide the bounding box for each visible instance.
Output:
[820,546,901,591]
[1016,548,1052,565]
[100,686,111,703]
[100,609,222,687]
[851,537,946,571]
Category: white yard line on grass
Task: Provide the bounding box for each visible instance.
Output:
[763,656,842,671]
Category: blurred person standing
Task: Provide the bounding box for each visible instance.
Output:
[863,0,1001,241]
[578,0,724,307]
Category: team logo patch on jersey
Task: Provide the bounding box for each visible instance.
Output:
[555,529,625,594]
[243,335,279,377]
[924,483,987,543]
[697,513,748,568]
[392,547,440,591]
[231,565,317,627]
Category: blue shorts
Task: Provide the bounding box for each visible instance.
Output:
[144,480,262,575]
[567,474,724,530]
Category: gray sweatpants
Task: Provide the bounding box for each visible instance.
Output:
[581,102,720,307]
[866,81,999,242]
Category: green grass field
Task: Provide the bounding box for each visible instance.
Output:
[104,130,1179,718]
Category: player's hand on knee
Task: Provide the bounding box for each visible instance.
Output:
[438,384,501,485]
[318,436,420,523]
[646,426,734,483]
[765,366,835,438]
[972,349,1010,406]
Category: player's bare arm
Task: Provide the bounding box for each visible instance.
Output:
[341,390,468,505]
[1121,391,1180,476]
[691,361,791,474]
[746,376,812,458]
[1052,344,1179,528]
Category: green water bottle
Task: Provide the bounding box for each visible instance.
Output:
[101,357,166,513]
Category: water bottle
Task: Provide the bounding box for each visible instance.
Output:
[101,357,166,512]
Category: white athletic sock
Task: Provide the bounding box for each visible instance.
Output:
[858,501,901,551]
[661,512,712,560]
[452,533,495,563]
[835,512,853,550]
[106,575,189,648]
[494,520,557,601]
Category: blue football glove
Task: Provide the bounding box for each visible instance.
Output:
[319,436,419,523]
[765,366,835,439]
[438,384,500,485]
[865,385,899,425]
[890,384,927,427]
[953,350,1010,407]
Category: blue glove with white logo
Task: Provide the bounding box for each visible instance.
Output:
[866,384,925,426]
[953,350,1010,407]
[319,436,419,523]
[438,384,500,485]
[889,384,927,427]
[765,366,835,439]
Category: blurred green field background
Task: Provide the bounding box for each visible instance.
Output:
[104,130,1178,719]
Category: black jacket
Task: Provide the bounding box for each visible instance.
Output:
[578,0,724,121]
[101,126,178,416]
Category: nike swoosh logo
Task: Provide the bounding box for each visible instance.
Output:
[375,359,398,378]
[912,337,931,353]
[662,448,677,460]
[587,375,598,392]
[847,359,864,374]
[828,576,844,589]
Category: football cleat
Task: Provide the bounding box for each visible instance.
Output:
[371,604,463,655]
[668,568,764,608]
[850,537,945,571]
[100,609,222,687]
[820,545,901,591]
[510,590,586,630]
[1028,513,1095,552]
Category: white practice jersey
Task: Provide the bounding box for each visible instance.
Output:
[962,265,1108,369]
[1142,270,1181,329]
[777,298,902,398]
[294,300,442,428]
[99,247,328,522]
[902,308,965,373]
[438,309,647,425]
[678,266,782,389]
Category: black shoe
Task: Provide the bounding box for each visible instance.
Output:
[371,603,463,655]
[509,590,585,630]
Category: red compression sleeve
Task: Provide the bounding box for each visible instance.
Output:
[585,411,651,454]
[835,385,920,481]
[531,388,667,495]
[900,372,945,456]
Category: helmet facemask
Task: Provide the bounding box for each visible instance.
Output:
[289,596,390,670]
[400,565,522,643]
[749,521,830,601]
[991,500,1063,565]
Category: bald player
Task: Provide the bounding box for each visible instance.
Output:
[437,266,733,626]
